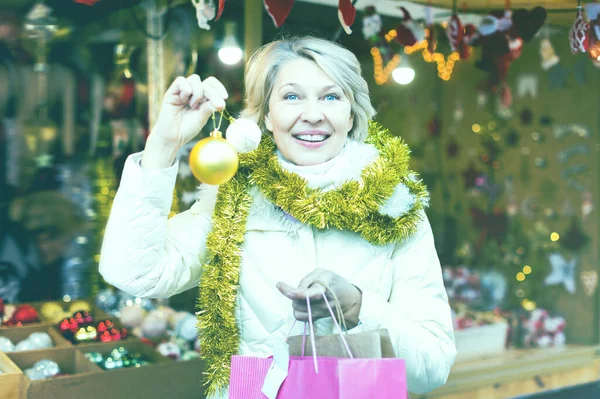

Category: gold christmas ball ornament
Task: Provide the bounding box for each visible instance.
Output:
[40,302,67,324]
[189,130,239,185]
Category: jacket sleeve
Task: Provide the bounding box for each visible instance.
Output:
[99,152,215,298]
[353,213,456,394]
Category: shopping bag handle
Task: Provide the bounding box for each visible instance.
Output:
[285,289,354,373]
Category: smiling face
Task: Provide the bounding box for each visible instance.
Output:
[264,58,354,166]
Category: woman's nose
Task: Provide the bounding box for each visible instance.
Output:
[300,100,324,123]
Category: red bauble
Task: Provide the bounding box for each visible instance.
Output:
[72,310,93,325]
[98,323,126,342]
[11,305,39,325]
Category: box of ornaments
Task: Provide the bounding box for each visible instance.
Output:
[0,294,207,399]
[1,298,130,347]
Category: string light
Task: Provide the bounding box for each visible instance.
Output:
[523,265,532,275]
[372,29,465,84]
[517,272,526,282]
[472,124,481,133]
[371,47,401,85]
[550,232,560,241]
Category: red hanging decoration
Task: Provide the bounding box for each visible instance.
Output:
[264,0,295,28]
[395,7,425,47]
[446,15,463,52]
[338,0,356,34]
[570,6,589,54]
[216,0,226,21]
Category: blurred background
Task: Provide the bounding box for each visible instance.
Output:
[0,1,598,398]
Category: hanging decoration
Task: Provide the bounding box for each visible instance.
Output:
[445,0,470,59]
[540,36,568,89]
[544,252,577,294]
[467,5,547,105]
[364,5,465,84]
[362,5,382,39]
[570,3,589,54]
[580,270,598,297]
[338,0,357,34]
[394,7,425,47]
[263,0,355,32]
[516,74,538,98]
[191,0,216,30]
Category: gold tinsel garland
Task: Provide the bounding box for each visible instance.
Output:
[196,121,428,396]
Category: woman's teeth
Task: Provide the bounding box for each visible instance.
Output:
[295,134,328,142]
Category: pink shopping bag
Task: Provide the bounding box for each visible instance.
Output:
[229,355,407,398]
[229,291,408,399]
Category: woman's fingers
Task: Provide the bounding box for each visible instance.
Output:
[163,75,228,111]
[204,76,229,101]
[201,82,225,112]
[163,76,190,105]
[187,74,205,109]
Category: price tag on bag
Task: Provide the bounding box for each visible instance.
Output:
[261,337,290,399]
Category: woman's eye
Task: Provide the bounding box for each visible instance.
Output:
[324,94,340,101]
[284,94,299,100]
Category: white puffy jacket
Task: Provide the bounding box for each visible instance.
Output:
[100,140,456,398]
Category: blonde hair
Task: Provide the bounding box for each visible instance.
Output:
[240,36,376,142]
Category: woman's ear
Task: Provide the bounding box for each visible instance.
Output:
[264,113,273,132]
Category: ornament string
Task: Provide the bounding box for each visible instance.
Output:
[210,108,236,132]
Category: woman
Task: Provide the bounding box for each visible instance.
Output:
[100,36,456,397]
